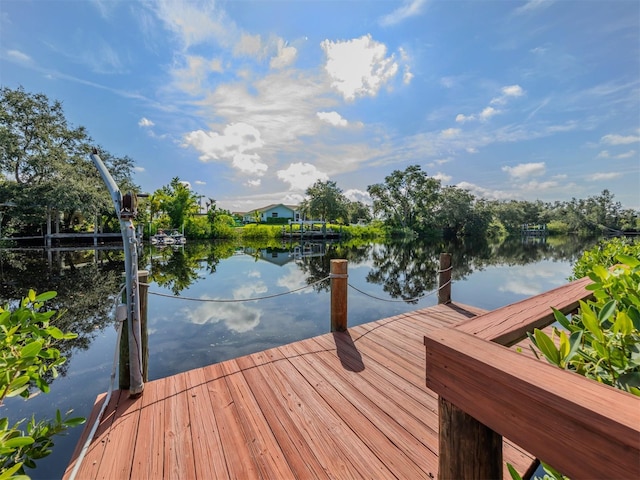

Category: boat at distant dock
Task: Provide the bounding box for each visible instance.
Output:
[149,229,186,246]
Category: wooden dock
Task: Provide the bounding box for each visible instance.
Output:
[64,302,536,479]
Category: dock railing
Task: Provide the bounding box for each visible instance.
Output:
[423,276,640,479]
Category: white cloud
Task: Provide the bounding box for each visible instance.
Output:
[502,85,525,97]
[587,172,623,181]
[403,65,414,84]
[479,106,499,121]
[519,180,559,191]
[601,134,640,145]
[199,69,330,146]
[456,113,474,123]
[598,150,637,159]
[466,147,478,154]
[183,122,268,175]
[379,0,428,26]
[245,179,261,187]
[491,84,525,105]
[152,0,234,49]
[6,49,31,62]
[270,39,297,69]
[440,128,461,138]
[134,166,145,173]
[171,54,224,95]
[433,172,452,183]
[277,162,328,191]
[194,180,206,185]
[344,189,371,203]
[457,85,522,124]
[235,33,263,57]
[502,162,546,179]
[138,117,155,127]
[456,181,513,200]
[317,111,348,127]
[514,0,555,16]
[321,34,399,101]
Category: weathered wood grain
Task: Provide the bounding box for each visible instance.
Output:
[64,302,535,479]
[454,276,593,345]
[424,328,640,479]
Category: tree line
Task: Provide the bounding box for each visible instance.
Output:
[1,86,637,241]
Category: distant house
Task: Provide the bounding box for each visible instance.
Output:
[242,204,300,223]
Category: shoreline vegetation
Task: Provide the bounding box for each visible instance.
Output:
[1,88,637,245]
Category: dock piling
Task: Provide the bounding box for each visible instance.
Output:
[330,259,348,332]
[438,253,452,304]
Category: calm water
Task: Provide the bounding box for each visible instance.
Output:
[0,235,596,479]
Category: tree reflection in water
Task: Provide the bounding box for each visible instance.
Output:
[0,248,124,377]
[0,235,598,382]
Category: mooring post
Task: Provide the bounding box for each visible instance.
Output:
[438,253,452,305]
[330,259,348,332]
[438,396,503,479]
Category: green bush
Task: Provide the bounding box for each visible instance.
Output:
[546,220,569,235]
[0,291,84,477]
[184,216,211,239]
[239,224,282,240]
[514,253,640,480]
[530,253,640,394]
[570,237,640,280]
[510,239,640,479]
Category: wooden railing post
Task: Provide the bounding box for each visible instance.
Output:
[438,397,502,479]
[438,253,452,304]
[330,259,348,332]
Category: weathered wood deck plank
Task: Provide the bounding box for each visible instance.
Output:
[130,380,165,479]
[185,368,229,479]
[64,302,537,480]
[455,276,593,345]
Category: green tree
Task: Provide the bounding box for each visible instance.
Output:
[436,186,477,237]
[345,200,372,224]
[305,180,348,222]
[0,87,137,235]
[367,165,441,234]
[155,178,199,231]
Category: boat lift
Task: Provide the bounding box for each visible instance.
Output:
[90,149,144,397]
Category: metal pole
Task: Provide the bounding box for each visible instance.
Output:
[90,151,144,397]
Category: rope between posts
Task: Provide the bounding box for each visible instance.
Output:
[143,275,331,303]
[347,278,452,303]
[141,266,453,305]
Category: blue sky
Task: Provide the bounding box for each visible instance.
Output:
[1,0,639,211]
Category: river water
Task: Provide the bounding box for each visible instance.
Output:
[0,235,596,479]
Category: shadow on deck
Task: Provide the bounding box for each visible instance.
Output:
[64,302,534,479]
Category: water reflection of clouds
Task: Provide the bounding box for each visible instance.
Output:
[233,281,268,299]
[498,262,570,296]
[184,300,262,333]
[276,265,310,294]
